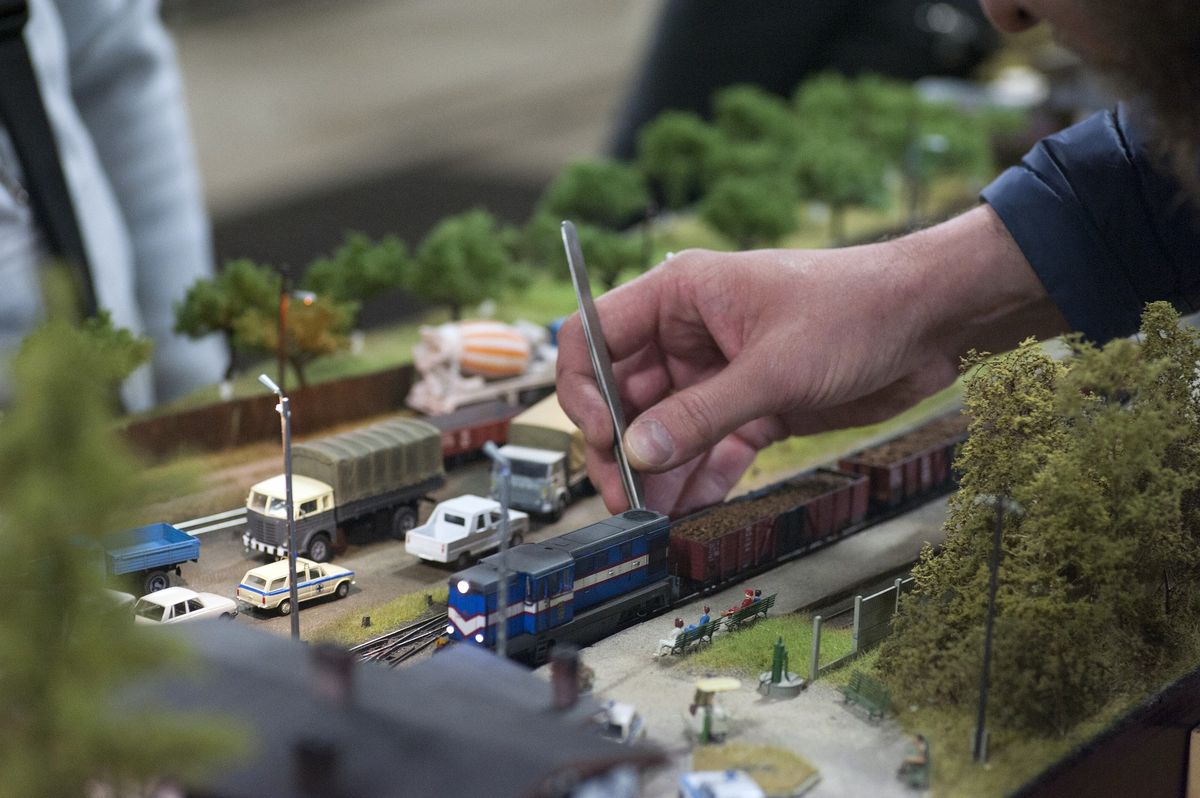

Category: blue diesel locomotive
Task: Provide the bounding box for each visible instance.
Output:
[446,509,674,662]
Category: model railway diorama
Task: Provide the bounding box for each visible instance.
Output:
[446,410,969,663]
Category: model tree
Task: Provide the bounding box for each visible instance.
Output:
[712,83,801,150]
[0,275,233,796]
[409,208,527,320]
[698,174,798,249]
[174,257,278,381]
[880,304,1200,736]
[636,110,722,209]
[302,231,410,305]
[232,291,357,390]
[792,134,887,244]
[571,223,645,291]
[536,158,650,231]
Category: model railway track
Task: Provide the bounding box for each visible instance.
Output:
[350,612,449,667]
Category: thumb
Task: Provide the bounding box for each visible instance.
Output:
[623,362,770,472]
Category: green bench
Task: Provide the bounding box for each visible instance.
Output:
[840,670,891,720]
[723,593,776,632]
[662,618,722,656]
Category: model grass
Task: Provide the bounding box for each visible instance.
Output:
[679,615,856,677]
[310,586,449,648]
[691,743,820,797]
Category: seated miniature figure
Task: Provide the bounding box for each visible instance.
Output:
[752,589,763,603]
[685,605,712,632]
[897,733,931,789]
[723,588,755,616]
[655,617,685,656]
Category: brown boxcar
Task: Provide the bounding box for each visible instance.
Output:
[837,413,968,511]
[670,467,868,590]
[425,401,523,462]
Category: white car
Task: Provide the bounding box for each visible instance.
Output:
[133,586,238,624]
[235,557,355,616]
[405,495,528,565]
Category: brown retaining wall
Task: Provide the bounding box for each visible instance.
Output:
[122,364,416,458]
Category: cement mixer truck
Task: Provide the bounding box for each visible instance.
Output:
[406,319,556,415]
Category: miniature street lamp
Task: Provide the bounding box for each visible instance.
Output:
[259,373,301,640]
[482,441,512,659]
[972,492,1023,763]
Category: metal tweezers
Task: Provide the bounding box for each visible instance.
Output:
[561,220,646,510]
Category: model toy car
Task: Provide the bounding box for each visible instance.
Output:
[405,494,528,566]
[235,557,355,616]
[133,586,238,624]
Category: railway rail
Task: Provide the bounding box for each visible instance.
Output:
[350,612,449,667]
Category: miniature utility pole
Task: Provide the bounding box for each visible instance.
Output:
[277,265,291,394]
[482,441,512,659]
[972,493,1023,762]
[260,373,301,640]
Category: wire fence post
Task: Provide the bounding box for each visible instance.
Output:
[810,615,823,684]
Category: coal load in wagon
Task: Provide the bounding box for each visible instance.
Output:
[669,467,867,588]
[838,413,968,510]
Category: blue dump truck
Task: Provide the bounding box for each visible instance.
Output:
[102,523,201,594]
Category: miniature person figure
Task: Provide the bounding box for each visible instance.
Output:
[684,605,712,633]
[752,589,763,603]
[898,734,931,789]
[724,588,755,616]
[655,617,685,656]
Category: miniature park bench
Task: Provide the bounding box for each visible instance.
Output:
[723,593,776,632]
[663,618,723,656]
[840,670,891,720]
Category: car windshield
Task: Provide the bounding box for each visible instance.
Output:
[248,491,268,512]
[508,460,551,479]
[443,513,466,526]
[265,497,289,518]
[132,599,165,622]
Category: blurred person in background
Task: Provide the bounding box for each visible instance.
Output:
[563,0,1200,518]
[0,0,224,411]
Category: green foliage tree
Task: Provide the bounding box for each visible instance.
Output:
[571,223,645,291]
[536,158,650,231]
[410,208,528,320]
[80,310,154,383]
[792,134,887,244]
[636,110,722,209]
[881,304,1200,736]
[302,231,410,305]
[233,293,357,390]
[0,274,235,796]
[698,174,798,249]
[173,258,278,380]
[712,83,801,149]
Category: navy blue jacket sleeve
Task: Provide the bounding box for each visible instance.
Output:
[981,105,1200,343]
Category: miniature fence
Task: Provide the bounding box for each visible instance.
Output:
[808,577,915,683]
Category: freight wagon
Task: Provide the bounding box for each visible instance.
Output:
[425,400,523,464]
[669,468,869,591]
[838,413,968,511]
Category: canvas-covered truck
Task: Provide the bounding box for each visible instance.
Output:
[491,394,587,520]
[102,523,201,595]
[405,494,529,567]
[243,417,445,562]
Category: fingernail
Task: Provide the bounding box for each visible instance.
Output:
[626,419,674,468]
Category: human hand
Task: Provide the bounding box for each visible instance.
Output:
[556,206,1064,517]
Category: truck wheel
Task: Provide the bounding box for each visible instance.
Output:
[550,494,567,522]
[144,571,170,594]
[455,552,471,569]
[278,599,292,616]
[391,507,418,540]
[308,533,333,563]
[335,581,350,599]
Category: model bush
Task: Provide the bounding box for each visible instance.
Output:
[878,303,1200,735]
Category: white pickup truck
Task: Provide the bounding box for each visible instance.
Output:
[404,495,529,566]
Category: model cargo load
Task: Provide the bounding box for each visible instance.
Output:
[491,394,587,520]
[243,417,445,562]
[102,522,201,594]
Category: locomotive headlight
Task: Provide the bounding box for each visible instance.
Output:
[446,624,454,635]
[474,633,485,643]
[456,580,470,594]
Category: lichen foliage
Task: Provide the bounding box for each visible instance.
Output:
[0,274,239,796]
[879,303,1200,736]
